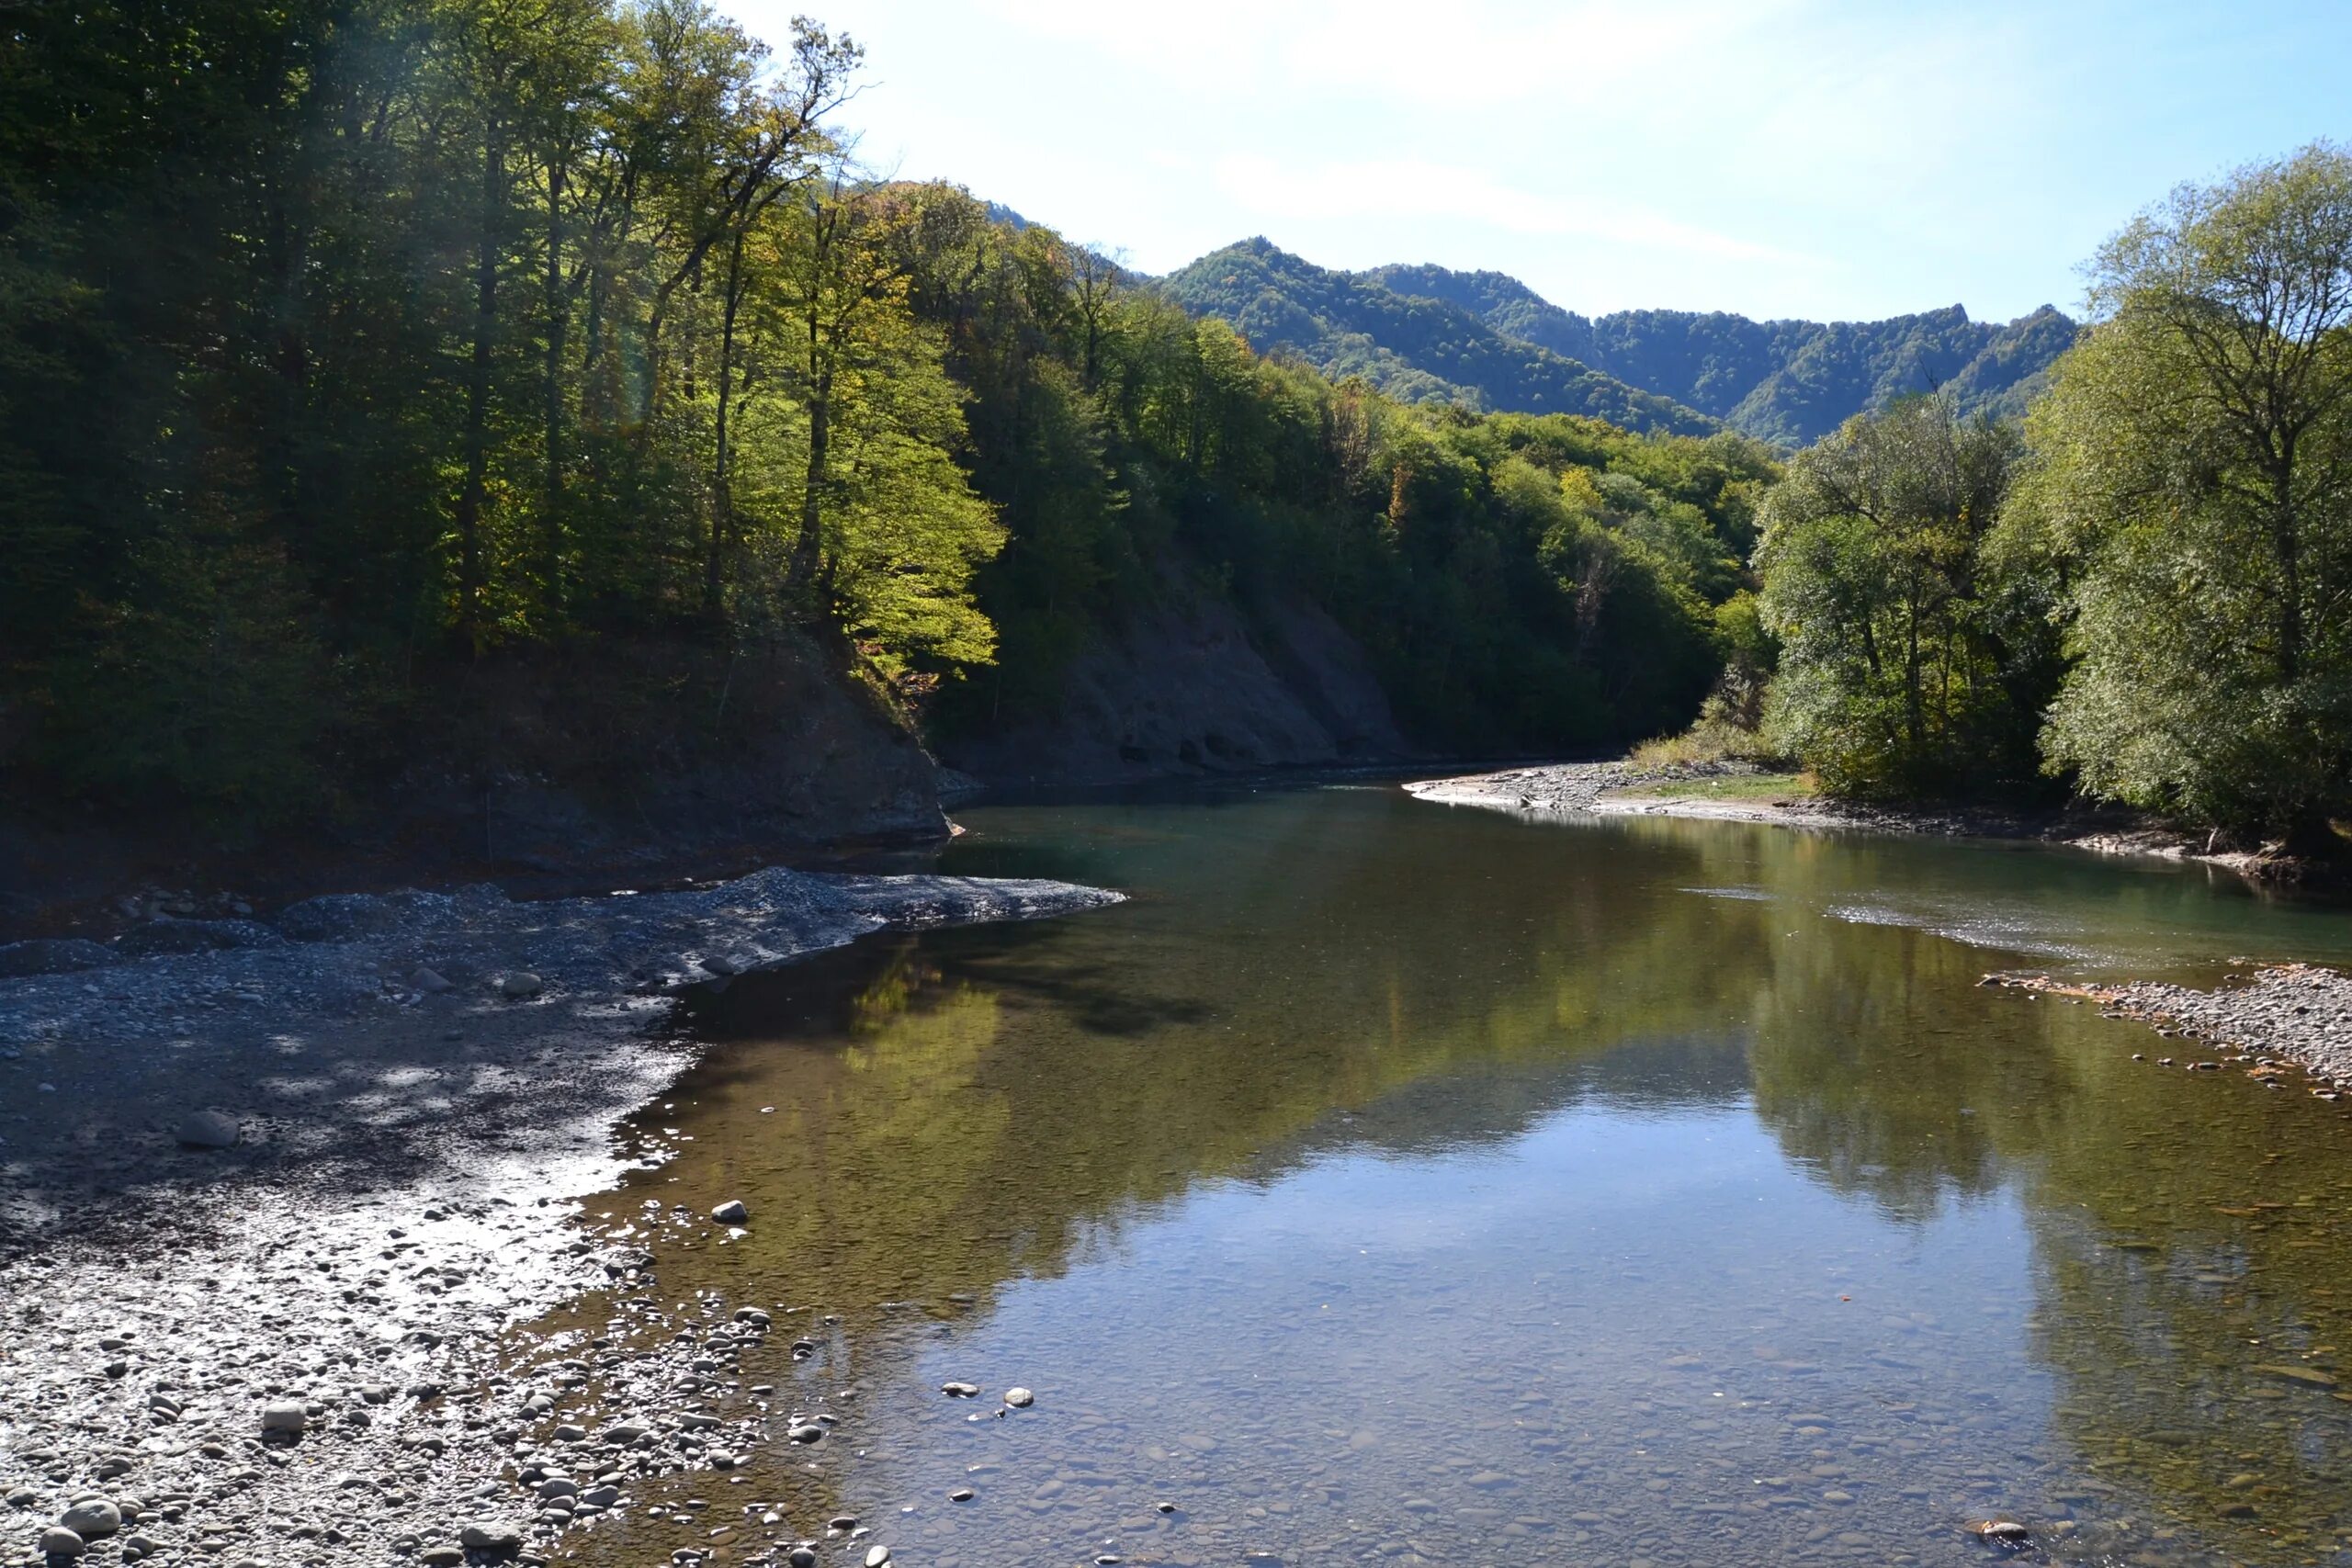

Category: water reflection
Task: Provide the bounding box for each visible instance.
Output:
[545,790,2352,1568]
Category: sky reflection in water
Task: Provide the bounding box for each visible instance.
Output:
[554,788,2352,1568]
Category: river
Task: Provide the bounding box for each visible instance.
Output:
[547,784,2352,1568]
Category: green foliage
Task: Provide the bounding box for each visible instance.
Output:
[2023,144,2352,841]
[1754,397,2052,798]
[889,195,1779,753]
[1374,263,2078,447]
[1157,240,1717,435]
[0,3,1792,826]
[0,0,1005,820]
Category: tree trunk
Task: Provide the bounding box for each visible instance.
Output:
[705,226,748,618]
[453,119,504,652]
[789,367,832,591]
[541,152,567,608]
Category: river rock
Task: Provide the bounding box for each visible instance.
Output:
[500,972,544,999]
[0,938,115,977]
[115,917,283,957]
[711,1200,749,1224]
[39,1526,85,1558]
[176,1111,240,1149]
[941,1382,979,1398]
[277,888,458,942]
[413,966,453,994]
[260,1402,307,1434]
[58,1500,119,1539]
[460,1522,523,1551]
[1003,1386,1034,1408]
[865,1549,891,1568]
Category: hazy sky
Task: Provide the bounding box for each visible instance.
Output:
[723,0,2345,324]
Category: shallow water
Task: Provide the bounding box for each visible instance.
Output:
[551,787,2352,1568]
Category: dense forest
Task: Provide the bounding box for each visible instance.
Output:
[1740,145,2352,854]
[6,2,2343,863]
[1375,265,2076,446]
[1159,240,1718,434]
[0,0,1772,838]
[1160,243,2076,446]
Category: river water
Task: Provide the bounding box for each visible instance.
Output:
[550,784,2352,1568]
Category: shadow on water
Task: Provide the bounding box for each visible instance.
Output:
[541,787,2352,1568]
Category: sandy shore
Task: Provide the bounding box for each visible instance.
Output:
[0,867,1118,1568]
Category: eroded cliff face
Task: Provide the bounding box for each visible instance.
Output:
[941,580,1408,785]
[0,637,948,928]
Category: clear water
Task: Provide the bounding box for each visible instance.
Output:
[549,786,2352,1568]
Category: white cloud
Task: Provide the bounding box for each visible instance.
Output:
[1211,153,1807,265]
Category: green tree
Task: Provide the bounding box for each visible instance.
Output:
[1755,397,2033,796]
[2026,144,2352,847]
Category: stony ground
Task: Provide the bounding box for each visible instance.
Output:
[0,867,1119,1568]
[1988,963,2352,1095]
[1403,759,2054,837]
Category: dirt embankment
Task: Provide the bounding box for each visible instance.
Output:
[0,866,1119,1568]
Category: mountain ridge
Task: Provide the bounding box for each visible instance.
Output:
[1159,240,2077,446]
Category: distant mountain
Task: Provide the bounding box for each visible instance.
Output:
[1158,240,2077,446]
[1157,240,1718,436]
[1372,263,2077,446]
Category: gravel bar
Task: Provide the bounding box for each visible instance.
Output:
[0,866,1120,1568]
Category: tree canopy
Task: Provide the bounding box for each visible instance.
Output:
[2025,144,2352,844]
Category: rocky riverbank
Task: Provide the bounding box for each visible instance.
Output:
[1404,759,2261,867]
[1986,964,2352,1095]
[0,867,1119,1568]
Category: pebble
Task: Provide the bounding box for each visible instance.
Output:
[1002,1387,1034,1408]
[175,1111,240,1149]
[39,1526,85,1557]
[864,1548,891,1568]
[949,1488,974,1502]
[500,972,544,999]
[711,1200,749,1224]
[260,1403,306,1435]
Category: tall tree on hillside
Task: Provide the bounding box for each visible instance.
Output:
[2028,144,2352,846]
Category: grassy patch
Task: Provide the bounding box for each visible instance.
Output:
[1618,772,1815,804]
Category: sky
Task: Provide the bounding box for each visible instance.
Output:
[722,0,2346,325]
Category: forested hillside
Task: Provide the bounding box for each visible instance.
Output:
[0,0,1773,854]
[1377,264,2077,446]
[1156,243,2075,447]
[1156,241,1717,434]
[1724,145,2352,858]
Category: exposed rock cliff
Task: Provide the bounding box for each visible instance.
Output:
[942,578,1408,785]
